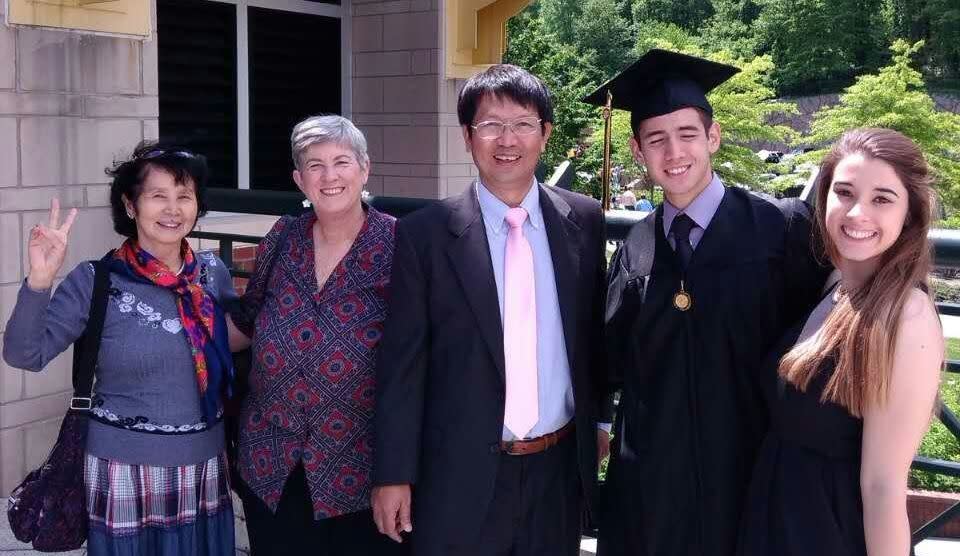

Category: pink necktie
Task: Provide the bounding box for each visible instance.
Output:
[503,207,538,439]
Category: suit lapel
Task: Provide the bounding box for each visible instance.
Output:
[446,184,506,380]
[540,185,582,371]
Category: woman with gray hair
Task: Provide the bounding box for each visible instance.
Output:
[228,115,404,555]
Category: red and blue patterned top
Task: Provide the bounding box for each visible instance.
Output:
[233,206,396,519]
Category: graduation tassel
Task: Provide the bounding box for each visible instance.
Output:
[601,90,613,212]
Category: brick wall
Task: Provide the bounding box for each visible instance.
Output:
[230,245,256,295]
[203,245,256,296]
[0,0,160,495]
[352,0,479,200]
[908,490,960,539]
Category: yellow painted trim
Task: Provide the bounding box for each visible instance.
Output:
[8,0,151,38]
[446,0,532,79]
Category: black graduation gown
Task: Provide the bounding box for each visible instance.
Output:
[599,186,829,556]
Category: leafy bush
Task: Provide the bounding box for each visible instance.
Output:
[911,365,960,492]
[936,214,960,230]
[910,338,960,492]
[932,277,960,303]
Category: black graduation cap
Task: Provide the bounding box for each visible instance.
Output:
[582,49,740,122]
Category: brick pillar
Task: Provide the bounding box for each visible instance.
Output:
[352,0,478,200]
[0,0,159,496]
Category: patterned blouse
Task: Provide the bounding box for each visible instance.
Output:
[232,207,395,519]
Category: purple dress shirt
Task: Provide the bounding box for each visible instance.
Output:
[662,173,726,250]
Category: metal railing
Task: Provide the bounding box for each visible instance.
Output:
[192,191,960,546]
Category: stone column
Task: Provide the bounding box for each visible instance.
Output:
[0,1,159,495]
[352,0,478,200]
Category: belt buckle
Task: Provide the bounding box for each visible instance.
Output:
[543,431,556,449]
[501,440,516,455]
[70,397,92,410]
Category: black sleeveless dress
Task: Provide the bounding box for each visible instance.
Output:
[738,317,867,556]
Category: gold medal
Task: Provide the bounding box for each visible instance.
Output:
[673,280,692,311]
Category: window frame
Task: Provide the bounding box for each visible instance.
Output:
[194,0,351,190]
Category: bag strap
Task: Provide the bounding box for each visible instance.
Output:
[264,216,295,283]
[70,252,113,409]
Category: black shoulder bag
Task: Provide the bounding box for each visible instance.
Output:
[7,255,112,552]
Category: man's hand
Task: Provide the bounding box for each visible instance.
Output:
[597,428,611,467]
[372,484,413,543]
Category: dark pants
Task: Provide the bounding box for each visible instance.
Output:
[238,466,408,556]
[461,433,583,556]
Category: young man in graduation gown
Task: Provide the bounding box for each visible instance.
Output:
[371,64,611,556]
[590,50,830,556]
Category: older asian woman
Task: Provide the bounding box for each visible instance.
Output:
[228,115,405,555]
[3,143,236,555]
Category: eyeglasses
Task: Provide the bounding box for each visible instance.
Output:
[140,148,196,160]
[471,117,543,140]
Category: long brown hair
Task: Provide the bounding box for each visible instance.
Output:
[779,128,936,417]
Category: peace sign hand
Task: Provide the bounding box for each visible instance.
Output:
[27,198,78,291]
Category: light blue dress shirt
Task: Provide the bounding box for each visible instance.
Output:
[476,181,575,441]
[662,173,726,251]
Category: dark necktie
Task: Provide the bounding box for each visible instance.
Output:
[671,213,696,272]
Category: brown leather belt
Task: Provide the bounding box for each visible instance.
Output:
[500,421,574,456]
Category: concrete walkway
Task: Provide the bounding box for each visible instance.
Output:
[0,492,249,555]
[580,537,960,555]
[942,314,960,339]
[2,512,957,556]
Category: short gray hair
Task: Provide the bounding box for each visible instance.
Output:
[290,115,370,170]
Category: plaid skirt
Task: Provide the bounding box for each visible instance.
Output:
[84,452,234,556]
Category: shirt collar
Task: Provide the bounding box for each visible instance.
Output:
[476,179,543,236]
[662,173,726,235]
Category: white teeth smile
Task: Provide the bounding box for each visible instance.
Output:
[320,187,346,196]
[842,226,878,240]
[666,166,690,176]
[494,155,520,162]
[158,222,181,229]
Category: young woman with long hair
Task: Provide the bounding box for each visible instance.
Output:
[738,128,943,556]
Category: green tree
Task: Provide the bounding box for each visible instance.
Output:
[631,0,715,30]
[889,0,960,80]
[889,0,928,39]
[805,40,960,210]
[503,9,597,177]
[572,0,635,78]
[633,20,701,56]
[833,0,891,75]
[709,51,800,190]
[539,0,581,44]
[700,0,763,58]
[580,110,639,200]
[927,0,960,79]
[757,0,889,94]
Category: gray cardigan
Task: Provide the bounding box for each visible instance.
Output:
[3,252,236,466]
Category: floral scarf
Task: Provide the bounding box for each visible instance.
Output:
[113,239,231,420]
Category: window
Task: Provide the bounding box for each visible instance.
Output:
[157,0,348,190]
[157,0,238,187]
[248,7,341,190]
